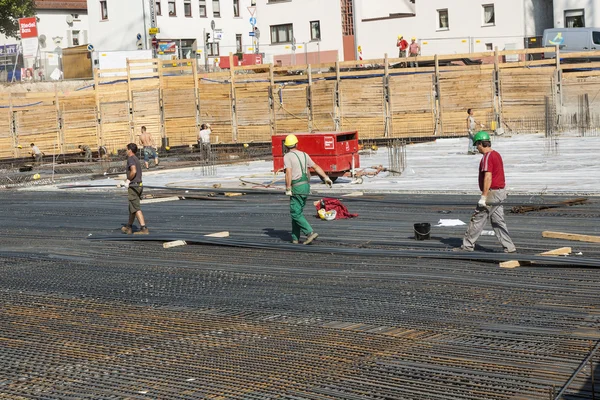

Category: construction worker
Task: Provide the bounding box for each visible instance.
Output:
[30,143,42,164]
[138,126,159,169]
[78,144,92,162]
[466,109,485,154]
[457,131,516,253]
[397,35,408,67]
[409,37,420,67]
[198,123,212,161]
[119,143,149,235]
[284,134,332,245]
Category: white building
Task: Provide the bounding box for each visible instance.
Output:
[553,0,600,28]
[0,0,89,80]
[354,0,554,59]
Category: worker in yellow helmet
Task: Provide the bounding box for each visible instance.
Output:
[397,34,408,67]
[283,134,332,245]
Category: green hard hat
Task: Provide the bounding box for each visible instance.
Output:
[473,131,490,143]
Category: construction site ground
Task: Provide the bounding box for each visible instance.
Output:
[1,133,600,399]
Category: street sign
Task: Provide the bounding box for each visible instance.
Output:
[211,20,216,30]
[247,6,256,16]
[214,28,223,41]
[87,44,94,52]
[249,17,256,25]
[249,32,255,37]
[136,33,142,40]
[149,27,160,35]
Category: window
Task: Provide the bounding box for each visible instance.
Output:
[168,0,175,16]
[184,0,191,16]
[199,0,206,17]
[310,20,320,41]
[593,31,600,45]
[100,0,108,20]
[213,0,220,17]
[236,34,243,53]
[207,42,220,56]
[565,9,585,28]
[270,23,293,44]
[72,30,80,46]
[437,9,449,30]
[156,1,161,15]
[233,0,240,17]
[482,4,495,26]
[485,43,493,51]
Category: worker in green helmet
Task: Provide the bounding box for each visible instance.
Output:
[456,131,516,253]
[283,134,333,245]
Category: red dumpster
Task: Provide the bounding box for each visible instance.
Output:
[272,131,360,181]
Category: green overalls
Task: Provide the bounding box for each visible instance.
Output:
[289,151,313,242]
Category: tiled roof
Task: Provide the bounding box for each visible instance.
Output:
[36,0,87,10]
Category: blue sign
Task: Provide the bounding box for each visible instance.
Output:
[249,17,256,25]
[249,32,255,37]
[137,33,142,40]
[5,44,17,54]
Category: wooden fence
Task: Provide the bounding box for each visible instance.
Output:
[1,47,600,160]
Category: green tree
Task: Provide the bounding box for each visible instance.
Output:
[0,0,37,39]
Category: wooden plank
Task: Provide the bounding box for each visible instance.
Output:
[140,196,181,204]
[542,231,600,243]
[500,247,572,269]
[163,240,187,249]
[205,231,230,238]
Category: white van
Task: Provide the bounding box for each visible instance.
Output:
[543,27,600,60]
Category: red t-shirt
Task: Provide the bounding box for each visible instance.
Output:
[397,39,408,50]
[478,150,506,191]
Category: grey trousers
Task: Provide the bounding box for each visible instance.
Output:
[463,189,516,252]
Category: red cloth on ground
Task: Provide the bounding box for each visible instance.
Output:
[315,198,358,219]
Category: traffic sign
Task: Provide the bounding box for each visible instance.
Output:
[249,17,256,25]
[149,27,159,35]
[87,44,94,52]
[211,20,216,30]
[136,33,142,40]
[249,32,255,37]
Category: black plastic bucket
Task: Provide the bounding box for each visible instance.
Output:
[414,223,431,240]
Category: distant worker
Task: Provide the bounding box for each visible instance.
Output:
[198,123,212,160]
[30,143,42,164]
[98,145,109,160]
[397,35,408,67]
[138,126,159,169]
[409,37,421,67]
[78,144,92,162]
[466,109,485,154]
[118,143,149,235]
[456,131,516,253]
[283,134,333,245]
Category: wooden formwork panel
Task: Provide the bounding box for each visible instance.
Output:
[99,102,130,151]
[12,94,59,154]
[340,78,385,137]
[0,137,14,159]
[199,82,233,143]
[0,96,15,158]
[130,76,159,92]
[390,73,435,138]
[312,80,336,132]
[96,82,128,103]
[500,69,554,133]
[132,90,161,146]
[275,84,309,134]
[60,93,98,153]
[440,70,494,136]
[161,74,195,90]
[236,82,270,142]
[163,88,197,146]
[562,75,600,115]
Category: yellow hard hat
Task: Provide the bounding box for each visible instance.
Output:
[33,173,41,180]
[411,37,416,40]
[371,145,379,151]
[17,144,22,149]
[165,146,170,150]
[398,35,403,39]
[243,143,249,148]
[284,134,298,148]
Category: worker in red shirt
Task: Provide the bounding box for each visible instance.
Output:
[457,131,516,253]
[397,35,408,67]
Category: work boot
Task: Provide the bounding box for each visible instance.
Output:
[134,226,149,235]
[453,245,474,252]
[291,240,299,244]
[304,232,319,245]
[504,247,517,254]
[121,225,132,234]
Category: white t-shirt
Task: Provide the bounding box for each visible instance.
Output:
[284,150,315,181]
[31,145,41,155]
[199,129,211,144]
